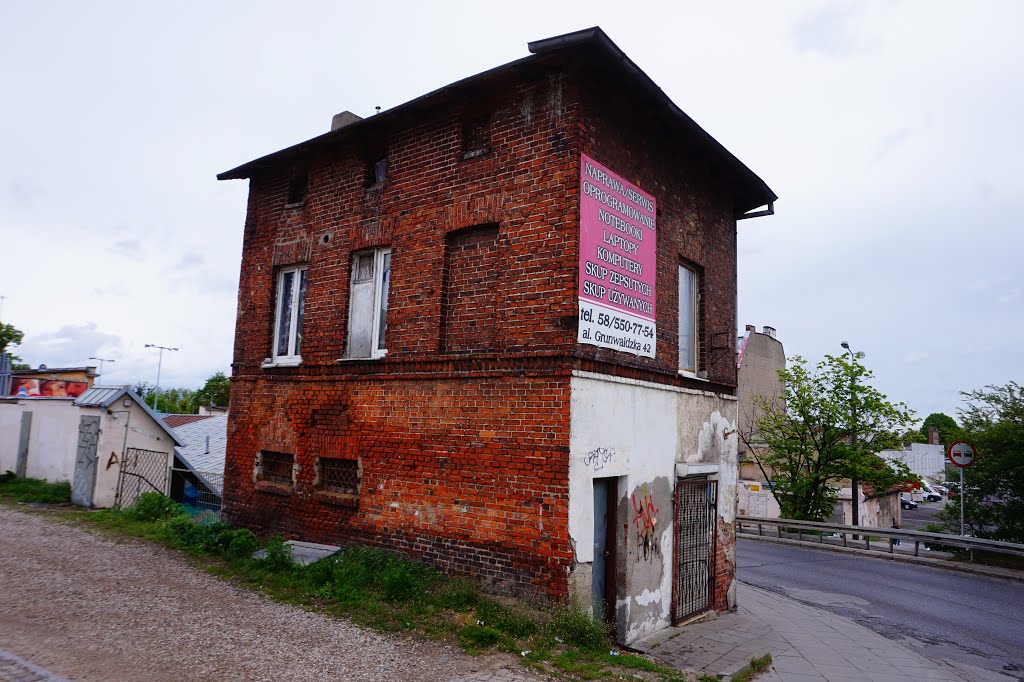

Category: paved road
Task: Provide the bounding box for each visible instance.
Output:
[738,537,1024,680]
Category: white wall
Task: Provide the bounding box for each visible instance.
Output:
[91,400,175,509]
[0,399,80,481]
[737,480,781,518]
[880,443,945,479]
[568,371,738,644]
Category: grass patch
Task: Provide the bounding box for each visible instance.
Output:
[0,472,71,504]
[25,491,685,680]
[731,654,772,682]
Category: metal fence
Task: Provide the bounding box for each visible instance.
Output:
[738,515,1024,559]
[117,447,170,508]
[169,467,223,521]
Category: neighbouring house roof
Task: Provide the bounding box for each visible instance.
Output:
[171,415,228,496]
[217,26,776,217]
[75,386,183,446]
[162,414,213,429]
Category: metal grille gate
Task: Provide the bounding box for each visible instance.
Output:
[117,447,170,508]
[673,478,718,623]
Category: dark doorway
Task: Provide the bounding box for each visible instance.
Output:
[673,477,718,623]
[592,477,618,624]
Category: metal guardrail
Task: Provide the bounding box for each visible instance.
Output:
[737,516,1024,559]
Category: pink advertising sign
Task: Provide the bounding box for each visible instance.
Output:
[578,154,657,357]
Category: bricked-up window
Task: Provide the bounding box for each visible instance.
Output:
[461,114,491,159]
[273,265,308,364]
[318,458,359,495]
[258,451,294,486]
[347,248,391,359]
[286,173,308,205]
[440,224,499,352]
[679,264,701,373]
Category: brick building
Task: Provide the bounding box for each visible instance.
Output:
[218,27,775,643]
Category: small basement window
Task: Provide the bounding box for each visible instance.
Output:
[258,451,294,486]
[318,458,359,495]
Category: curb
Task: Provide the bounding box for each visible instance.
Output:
[739,531,1024,583]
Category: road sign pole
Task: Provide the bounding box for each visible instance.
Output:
[960,466,965,536]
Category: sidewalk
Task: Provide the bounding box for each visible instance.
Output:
[635,583,965,681]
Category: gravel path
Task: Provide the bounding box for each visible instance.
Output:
[0,506,542,682]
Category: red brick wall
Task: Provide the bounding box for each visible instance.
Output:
[225,371,574,597]
[440,224,500,353]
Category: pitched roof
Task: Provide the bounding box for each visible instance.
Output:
[218,27,776,216]
[75,386,183,446]
[162,414,213,429]
[171,415,228,495]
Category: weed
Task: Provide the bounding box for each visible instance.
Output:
[731,654,772,682]
[547,601,610,652]
[459,625,503,650]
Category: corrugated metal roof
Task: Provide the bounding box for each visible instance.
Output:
[172,415,227,495]
[74,386,129,407]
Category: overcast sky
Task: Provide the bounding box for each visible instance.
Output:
[2,1,1021,420]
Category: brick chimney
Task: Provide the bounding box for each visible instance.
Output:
[331,111,363,131]
[927,426,940,445]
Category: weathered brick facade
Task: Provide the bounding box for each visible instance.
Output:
[220,28,775,632]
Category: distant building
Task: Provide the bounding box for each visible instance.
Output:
[736,325,784,483]
[0,386,181,508]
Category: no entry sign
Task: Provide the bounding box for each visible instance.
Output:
[948,440,977,468]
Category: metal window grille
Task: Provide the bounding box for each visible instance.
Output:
[320,458,359,494]
[170,467,224,520]
[259,451,294,486]
[673,478,718,623]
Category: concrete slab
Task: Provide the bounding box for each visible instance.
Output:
[251,540,340,566]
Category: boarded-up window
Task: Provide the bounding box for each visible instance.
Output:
[440,224,500,353]
[347,248,391,359]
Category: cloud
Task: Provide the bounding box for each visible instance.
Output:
[790,4,869,57]
[174,250,206,270]
[901,351,929,366]
[111,239,141,256]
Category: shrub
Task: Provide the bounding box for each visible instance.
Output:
[124,492,181,521]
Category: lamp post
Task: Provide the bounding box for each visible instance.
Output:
[144,344,178,413]
[840,341,865,536]
[88,356,115,381]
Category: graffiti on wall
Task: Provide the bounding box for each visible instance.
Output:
[583,447,615,471]
[632,484,661,561]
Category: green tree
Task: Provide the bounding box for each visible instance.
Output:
[920,412,963,448]
[194,371,230,408]
[0,322,25,363]
[938,382,1024,542]
[753,354,916,521]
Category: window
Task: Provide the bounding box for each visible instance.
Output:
[679,264,700,373]
[347,248,391,358]
[273,265,308,364]
[286,173,308,205]
[318,458,359,495]
[257,451,294,487]
[365,155,388,187]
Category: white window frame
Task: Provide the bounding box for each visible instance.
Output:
[678,264,700,375]
[271,265,307,365]
[347,247,391,360]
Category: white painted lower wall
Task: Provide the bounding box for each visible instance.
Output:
[567,371,738,644]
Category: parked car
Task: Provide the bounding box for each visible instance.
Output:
[900,494,918,510]
[918,481,942,502]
